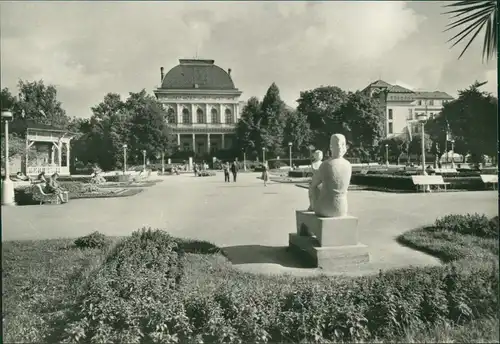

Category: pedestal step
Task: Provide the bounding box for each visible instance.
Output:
[288,233,370,269]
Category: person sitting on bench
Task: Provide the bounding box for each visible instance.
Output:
[36,171,47,184]
[15,172,29,181]
[44,173,66,203]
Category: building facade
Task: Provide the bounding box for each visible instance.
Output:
[362,80,454,138]
[154,59,243,154]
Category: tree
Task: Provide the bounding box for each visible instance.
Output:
[235,97,262,159]
[338,91,385,158]
[431,81,497,163]
[259,83,287,157]
[283,110,312,158]
[297,86,348,152]
[378,135,409,165]
[444,0,497,61]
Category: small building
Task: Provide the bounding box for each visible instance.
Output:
[362,80,454,138]
[24,122,75,176]
[153,59,243,155]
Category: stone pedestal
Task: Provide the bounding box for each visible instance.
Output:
[288,210,369,269]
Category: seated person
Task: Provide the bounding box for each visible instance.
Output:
[36,171,47,184]
[44,173,66,203]
[15,172,29,181]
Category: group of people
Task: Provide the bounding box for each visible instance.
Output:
[35,171,67,203]
[223,160,239,182]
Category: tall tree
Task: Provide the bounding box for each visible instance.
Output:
[235,97,262,159]
[297,86,348,152]
[283,109,312,157]
[439,81,497,162]
[260,83,286,157]
[444,0,497,61]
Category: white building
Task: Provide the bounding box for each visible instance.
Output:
[154,59,244,154]
[362,80,454,138]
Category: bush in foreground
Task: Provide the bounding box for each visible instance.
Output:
[435,213,498,239]
[45,215,499,343]
[74,231,111,249]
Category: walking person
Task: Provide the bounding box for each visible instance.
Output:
[262,162,269,187]
[223,162,231,182]
[230,160,239,182]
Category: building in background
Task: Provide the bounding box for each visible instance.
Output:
[154,59,243,155]
[362,80,454,138]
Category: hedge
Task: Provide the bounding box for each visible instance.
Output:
[46,220,498,343]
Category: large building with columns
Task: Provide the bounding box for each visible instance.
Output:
[154,58,243,155]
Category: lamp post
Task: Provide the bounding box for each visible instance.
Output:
[2,110,15,205]
[161,152,165,174]
[450,139,455,169]
[243,150,247,171]
[288,142,293,170]
[416,112,429,176]
[262,147,266,164]
[142,150,146,171]
[122,144,127,174]
[385,144,389,167]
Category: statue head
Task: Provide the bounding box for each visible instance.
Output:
[312,150,323,162]
[330,134,347,159]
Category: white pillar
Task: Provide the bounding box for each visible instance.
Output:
[50,145,55,165]
[219,104,224,123]
[191,104,197,124]
[177,134,180,147]
[222,134,225,149]
[192,133,196,153]
[67,141,71,169]
[207,133,211,153]
[205,104,210,123]
[177,104,182,124]
[58,141,62,168]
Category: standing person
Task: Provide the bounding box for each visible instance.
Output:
[193,164,198,177]
[230,160,239,182]
[262,162,269,187]
[223,162,230,182]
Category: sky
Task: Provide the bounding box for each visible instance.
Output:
[1,1,497,118]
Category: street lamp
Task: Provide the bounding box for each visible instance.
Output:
[385,144,389,167]
[122,144,127,174]
[243,149,247,171]
[262,147,266,164]
[161,151,165,174]
[142,150,147,171]
[288,142,293,170]
[450,139,456,169]
[416,112,429,176]
[2,110,15,205]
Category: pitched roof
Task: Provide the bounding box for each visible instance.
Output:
[414,91,454,100]
[368,80,392,88]
[387,85,414,93]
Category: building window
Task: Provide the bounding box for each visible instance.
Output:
[407,108,413,120]
[428,99,434,106]
[225,108,234,124]
[388,122,393,134]
[182,108,191,124]
[197,108,206,124]
[211,108,219,124]
[417,100,422,106]
[166,108,176,124]
[388,109,393,120]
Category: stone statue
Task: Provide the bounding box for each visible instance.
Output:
[309,134,352,217]
[308,150,323,211]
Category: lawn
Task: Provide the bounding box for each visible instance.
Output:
[2,213,498,343]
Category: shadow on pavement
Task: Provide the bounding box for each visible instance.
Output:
[222,245,312,268]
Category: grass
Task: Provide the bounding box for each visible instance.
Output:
[3,215,498,343]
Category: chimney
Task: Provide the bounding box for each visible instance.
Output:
[228,68,232,76]
[160,67,164,82]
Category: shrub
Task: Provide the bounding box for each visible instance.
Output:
[74,231,111,249]
[289,169,313,178]
[434,214,499,239]
[267,160,288,169]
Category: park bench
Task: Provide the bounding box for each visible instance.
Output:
[31,184,69,205]
[480,174,498,190]
[411,175,450,192]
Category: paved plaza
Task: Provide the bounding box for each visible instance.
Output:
[2,173,498,276]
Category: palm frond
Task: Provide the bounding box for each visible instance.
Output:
[443,0,497,61]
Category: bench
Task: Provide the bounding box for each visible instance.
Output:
[31,184,69,205]
[411,175,450,192]
[480,174,498,190]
